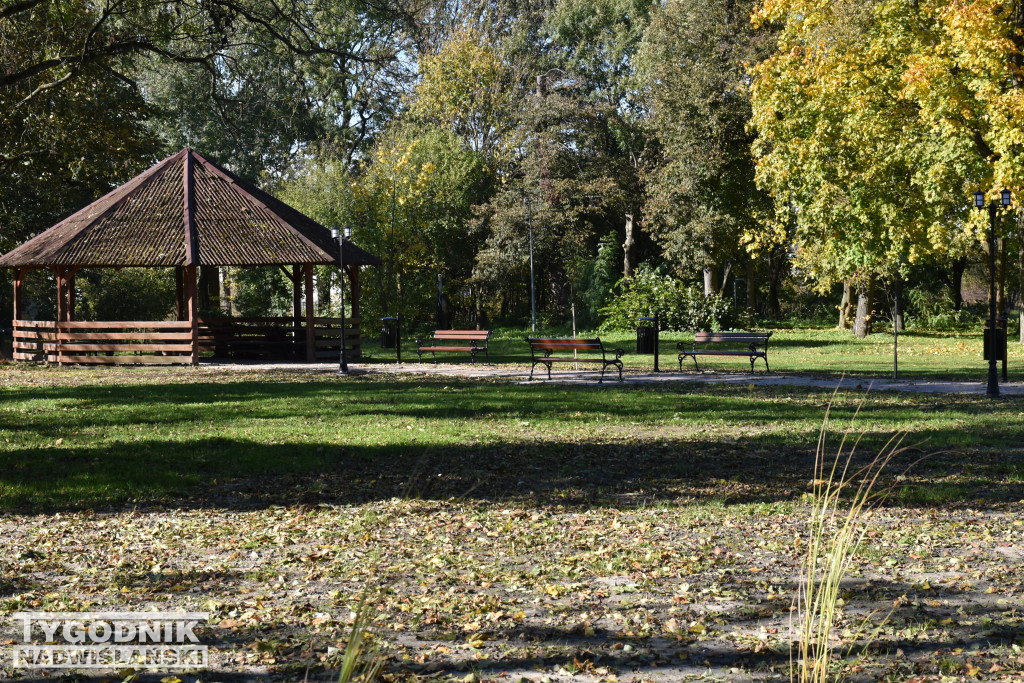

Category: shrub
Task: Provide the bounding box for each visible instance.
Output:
[599,265,733,332]
[905,289,979,331]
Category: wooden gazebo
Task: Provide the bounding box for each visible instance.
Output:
[0,148,380,365]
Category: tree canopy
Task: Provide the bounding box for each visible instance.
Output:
[5,0,1024,333]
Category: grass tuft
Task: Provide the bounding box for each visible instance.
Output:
[793,395,909,683]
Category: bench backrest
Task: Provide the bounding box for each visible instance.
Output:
[694,332,771,345]
[527,337,604,352]
[432,330,490,342]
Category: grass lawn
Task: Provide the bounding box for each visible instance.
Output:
[1,364,1023,682]
[356,325,1024,382]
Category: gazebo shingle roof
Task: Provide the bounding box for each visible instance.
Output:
[0,148,381,268]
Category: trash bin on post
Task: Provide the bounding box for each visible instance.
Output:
[637,317,656,354]
[380,317,397,349]
[984,325,1006,361]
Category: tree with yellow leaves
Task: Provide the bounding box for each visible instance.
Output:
[751,0,1024,335]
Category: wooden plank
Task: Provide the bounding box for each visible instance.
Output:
[313,316,360,325]
[432,330,490,339]
[57,321,192,330]
[13,330,58,340]
[197,316,295,324]
[13,320,56,330]
[13,352,44,361]
[58,332,195,341]
[313,329,361,339]
[52,344,195,353]
[59,355,191,365]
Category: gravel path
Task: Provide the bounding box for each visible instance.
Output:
[201,360,1024,395]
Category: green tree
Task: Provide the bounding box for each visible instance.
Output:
[281,125,490,328]
[545,0,655,278]
[638,0,777,300]
[749,0,1001,334]
[473,82,627,322]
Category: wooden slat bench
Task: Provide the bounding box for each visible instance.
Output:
[526,337,625,383]
[416,330,491,363]
[677,331,772,373]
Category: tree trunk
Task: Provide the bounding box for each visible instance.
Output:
[894,273,904,332]
[220,268,233,314]
[838,280,853,330]
[622,213,636,279]
[198,266,219,311]
[950,258,965,311]
[767,247,784,318]
[718,262,733,297]
[853,276,875,338]
[703,268,718,297]
[548,264,571,317]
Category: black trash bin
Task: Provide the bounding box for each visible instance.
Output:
[637,317,656,354]
[984,325,1007,361]
[380,316,398,349]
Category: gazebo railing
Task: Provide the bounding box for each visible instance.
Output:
[13,320,194,364]
[197,316,361,361]
[12,320,55,362]
[12,316,362,365]
[197,316,300,360]
[313,317,361,361]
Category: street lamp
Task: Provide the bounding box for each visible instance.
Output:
[524,195,537,333]
[331,225,353,376]
[973,190,1011,398]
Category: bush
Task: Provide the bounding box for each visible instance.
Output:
[905,289,980,331]
[599,265,733,332]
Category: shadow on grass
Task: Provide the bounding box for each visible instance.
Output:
[7,575,1014,683]
[0,379,1021,512]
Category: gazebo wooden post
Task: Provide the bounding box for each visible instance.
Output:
[175,267,185,321]
[53,266,66,365]
[186,265,199,366]
[12,267,24,321]
[304,264,315,362]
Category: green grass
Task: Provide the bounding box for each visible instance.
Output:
[360,324,1018,381]
[1,364,1022,681]
[1,364,1021,510]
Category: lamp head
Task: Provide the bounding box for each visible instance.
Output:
[331,228,339,239]
[1001,189,1012,207]
[344,225,352,239]
[974,191,986,209]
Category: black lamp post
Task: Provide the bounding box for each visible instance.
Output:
[331,225,353,376]
[973,189,1011,398]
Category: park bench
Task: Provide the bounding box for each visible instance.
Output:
[416,330,491,363]
[525,337,625,383]
[677,331,772,373]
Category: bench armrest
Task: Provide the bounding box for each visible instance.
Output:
[613,348,625,360]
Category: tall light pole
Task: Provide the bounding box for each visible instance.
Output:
[973,189,1011,398]
[332,225,352,376]
[524,195,536,332]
